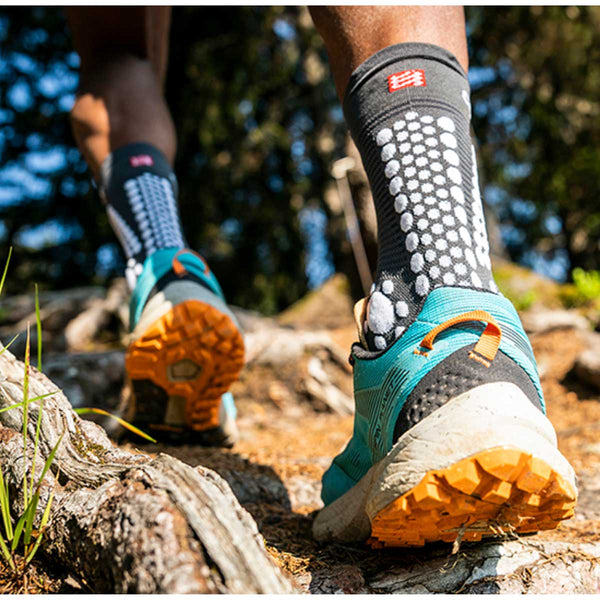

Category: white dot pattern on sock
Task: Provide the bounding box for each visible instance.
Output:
[395,300,409,317]
[367,291,395,334]
[374,335,386,350]
[382,279,394,294]
[107,205,142,260]
[470,144,492,274]
[377,110,494,298]
[365,108,496,349]
[125,173,185,257]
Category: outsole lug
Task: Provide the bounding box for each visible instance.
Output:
[369,446,576,548]
[125,300,244,434]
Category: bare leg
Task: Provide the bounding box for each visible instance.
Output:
[309,6,468,100]
[66,7,176,178]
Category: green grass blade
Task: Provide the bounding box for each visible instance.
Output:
[0,532,14,569]
[11,490,39,552]
[22,323,30,509]
[23,490,39,547]
[34,283,42,372]
[75,407,157,443]
[34,433,63,493]
[0,333,19,356]
[0,467,13,541]
[29,399,44,508]
[25,472,58,565]
[0,247,12,297]
[14,434,62,554]
[0,391,57,414]
[11,504,28,552]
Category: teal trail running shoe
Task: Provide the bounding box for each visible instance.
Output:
[313,286,577,547]
[125,248,244,446]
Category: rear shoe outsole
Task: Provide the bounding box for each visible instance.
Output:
[125,299,245,435]
[313,382,578,546]
[369,446,577,548]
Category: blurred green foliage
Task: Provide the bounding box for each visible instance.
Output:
[559,267,600,307]
[572,268,600,301]
[0,6,599,314]
[0,7,346,313]
[468,6,600,274]
[166,7,345,313]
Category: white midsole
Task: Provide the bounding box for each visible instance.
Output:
[313,382,577,542]
[128,280,240,345]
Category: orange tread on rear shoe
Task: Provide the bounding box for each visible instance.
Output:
[368,446,577,548]
[125,299,245,431]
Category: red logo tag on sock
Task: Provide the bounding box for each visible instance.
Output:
[129,155,154,167]
[388,69,426,93]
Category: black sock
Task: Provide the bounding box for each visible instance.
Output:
[344,43,498,352]
[99,143,186,290]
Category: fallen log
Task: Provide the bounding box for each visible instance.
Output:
[0,345,294,593]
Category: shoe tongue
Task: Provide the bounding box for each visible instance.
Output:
[353,297,368,348]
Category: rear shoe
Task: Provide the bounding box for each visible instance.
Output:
[124,248,245,446]
[313,287,577,547]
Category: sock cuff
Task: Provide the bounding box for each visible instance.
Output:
[343,42,471,141]
[99,142,177,203]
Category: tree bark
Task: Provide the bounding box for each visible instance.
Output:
[0,346,294,593]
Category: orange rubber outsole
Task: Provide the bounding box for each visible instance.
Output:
[369,447,577,548]
[125,300,245,432]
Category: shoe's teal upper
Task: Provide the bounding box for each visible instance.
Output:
[129,248,225,331]
[321,286,543,506]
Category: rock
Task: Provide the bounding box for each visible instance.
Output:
[368,540,600,593]
[277,274,355,330]
[43,350,125,410]
[304,356,353,415]
[492,257,566,310]
[521,308,590,334]
[572,330,600,391]
[575,469,600,520]
[64,279,129,350]
[574,349,600,391]
[307,564,370,594]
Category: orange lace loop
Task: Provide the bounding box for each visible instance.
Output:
[414,309,502,367]
[172,249,210,277]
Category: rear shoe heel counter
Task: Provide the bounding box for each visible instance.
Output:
[393,344,542,442]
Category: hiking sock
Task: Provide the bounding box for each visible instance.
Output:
[99,142,186,290]
[344,42,498,352]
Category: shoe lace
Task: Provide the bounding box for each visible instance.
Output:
[414,310,502,368]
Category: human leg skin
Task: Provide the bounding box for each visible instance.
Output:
[310,6,468,100]
[66,8,244,445]
[66,6,175,177]
[310,6,577,547]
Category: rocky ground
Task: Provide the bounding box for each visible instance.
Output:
[1,267,600,592]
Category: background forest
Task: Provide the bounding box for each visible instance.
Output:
[0,6,598,314]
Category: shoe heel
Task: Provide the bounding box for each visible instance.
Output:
[314,382,577,546]
[366,382,577,546]
[126,289,244,434]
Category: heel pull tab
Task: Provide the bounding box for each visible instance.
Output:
[172,249,210,278]
[414,310,502,367]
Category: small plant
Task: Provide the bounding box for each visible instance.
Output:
[558,268,600,308]
[0,249,61,570]
[74,408,156,443]
[572,268,600,302]
[0,249,154,576]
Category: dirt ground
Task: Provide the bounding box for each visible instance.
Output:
[1,277,600,592]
